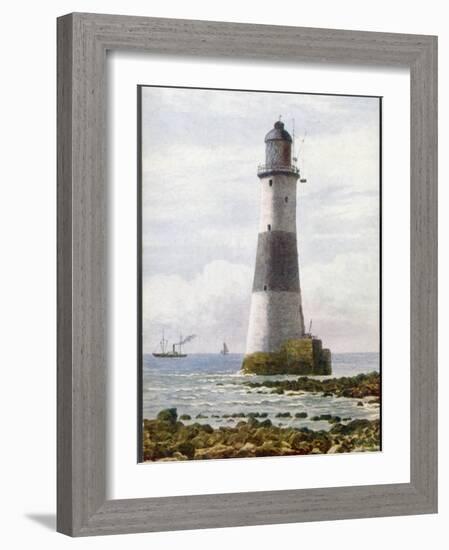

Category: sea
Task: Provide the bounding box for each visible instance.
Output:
[142,352,380,432]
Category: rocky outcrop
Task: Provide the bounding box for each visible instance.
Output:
[244,371,380,398]
[241,337,331,375]
[142,408,380,462]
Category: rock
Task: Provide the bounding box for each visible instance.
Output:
[190,435,208,448]
[238,442,257,458]
[155,430,175,442]
[180,414,191,420]
[227,432,248,447]
[289,433,304,450]
[236,448,255,458]
[295,442,312,454]
[171,451,188,461]
[143,410,380,461]
[259,419,272,428]
[241,338,332,376]
[295,412,308,418]
[176,442,195,459]
[242,371,380,399]
[357,401,364,407]
[196,444,236,460]
[331,419,374,436]
[255,442,282,457]
[157,408,178,424]
[202,424,214,434]
[249,428,265,446]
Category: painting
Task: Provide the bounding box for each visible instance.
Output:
[139,85,381,462]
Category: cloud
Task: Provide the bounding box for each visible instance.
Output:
[301,251,380,352]
[143,261,253,353]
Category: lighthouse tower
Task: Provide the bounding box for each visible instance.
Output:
[242,120,331,375]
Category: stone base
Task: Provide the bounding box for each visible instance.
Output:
[241,338,332,375]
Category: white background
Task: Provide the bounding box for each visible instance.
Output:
[109,54,410,499]
[0,1,445,549]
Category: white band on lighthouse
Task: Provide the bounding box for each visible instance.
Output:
[245,290,305,353]
[258,174,298,234]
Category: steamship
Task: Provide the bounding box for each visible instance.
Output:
[152,331,194,358]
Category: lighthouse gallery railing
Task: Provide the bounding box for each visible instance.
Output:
[257,164,300,176]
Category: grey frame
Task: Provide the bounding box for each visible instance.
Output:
[57,12,438,537]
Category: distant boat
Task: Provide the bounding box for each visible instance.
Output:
[220,342,229,355]
[153,331,196,358]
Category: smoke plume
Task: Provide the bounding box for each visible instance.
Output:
[176,334,197,345]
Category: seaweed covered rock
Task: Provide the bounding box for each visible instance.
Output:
[142,411,380,462]
[245,371,380,399]
[157,408,178,424]
[241,338,331,375]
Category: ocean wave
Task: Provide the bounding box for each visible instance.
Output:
[220,398,293,406]
[176,396,196,401]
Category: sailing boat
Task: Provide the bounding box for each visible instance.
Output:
[220,342,229,355]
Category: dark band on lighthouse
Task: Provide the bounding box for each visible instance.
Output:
[252,231,300,292]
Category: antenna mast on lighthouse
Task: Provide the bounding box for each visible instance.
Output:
[292,119,298,165]
[298,128,308,184]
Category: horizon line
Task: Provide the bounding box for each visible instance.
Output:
[142,350,380,355]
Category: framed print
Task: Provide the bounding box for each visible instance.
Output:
[138,86,381,463]
[57,13,437,536]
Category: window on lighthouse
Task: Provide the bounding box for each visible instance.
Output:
[267,224,271,231]
[285,196,288,203]
[263,285,267,291]
[269,179,273,186]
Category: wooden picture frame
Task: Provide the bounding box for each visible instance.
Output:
[57,12,437,536]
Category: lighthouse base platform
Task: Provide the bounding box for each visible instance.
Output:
[241,338,332,376]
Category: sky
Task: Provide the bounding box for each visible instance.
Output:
[141,86,380,354]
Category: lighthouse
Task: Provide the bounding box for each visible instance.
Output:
[242,120,331,375]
